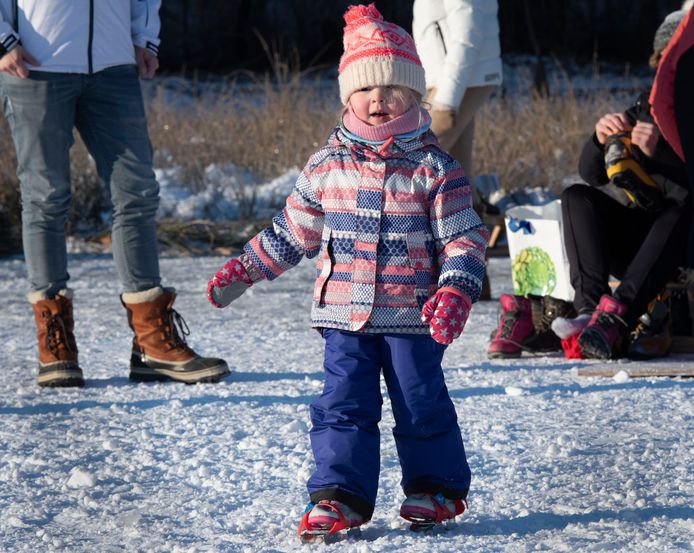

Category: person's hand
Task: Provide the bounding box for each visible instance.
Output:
[421,287,471,345]
[429,108,456,138]
[595,112,630,144]
[630,121,660,157]
[135,46,159,79]
[0,46,39,78]
[207,258,254,308]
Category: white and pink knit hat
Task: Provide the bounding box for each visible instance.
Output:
[338,3,426,105]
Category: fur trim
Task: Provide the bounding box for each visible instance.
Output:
[27,288,73,304]
[121,286,165,304]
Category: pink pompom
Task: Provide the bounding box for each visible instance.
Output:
[343,3,382,25]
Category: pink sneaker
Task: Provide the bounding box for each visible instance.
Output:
[298,500,365,542]
[400,493,466,530]
[487,294,534,358]
[578,295,628,359]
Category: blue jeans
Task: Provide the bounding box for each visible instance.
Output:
[307,329,471,520]
[0,65,161,295]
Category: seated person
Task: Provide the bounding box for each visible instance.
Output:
[651,2,694,264]
[489,7,691,361]
[555,91,689,359]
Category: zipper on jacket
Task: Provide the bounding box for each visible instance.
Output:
[12,0,18,30]
[87,0,94,73]
[435,21,447,56]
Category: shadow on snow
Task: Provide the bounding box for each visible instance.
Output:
[463,505,694,536]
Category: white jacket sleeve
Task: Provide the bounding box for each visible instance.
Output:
[434,0,484,110]
[131,0,161,55]
[0,9,20,57]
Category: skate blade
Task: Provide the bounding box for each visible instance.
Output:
[406,516,451,533]
[299,526,360,544]
[410,522,436,532]
[299,531,324,544]
[299,530,342,545]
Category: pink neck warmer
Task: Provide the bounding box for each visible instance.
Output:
[342,105,430,142]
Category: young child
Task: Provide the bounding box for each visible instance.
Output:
[207,3,489,541]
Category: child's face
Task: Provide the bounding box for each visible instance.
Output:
[348,86,412,126]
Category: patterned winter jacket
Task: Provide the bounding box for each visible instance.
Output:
[242,127,489,334]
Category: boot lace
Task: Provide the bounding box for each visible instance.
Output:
[631,317,655,340]
[163,307,191,350]
[497,310,521,339]
[594,310,627,332]
[536,307,555,333]
[43,311,73,356]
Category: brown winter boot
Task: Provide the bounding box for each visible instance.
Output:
[29,289,85,387]
[121,287,229,383]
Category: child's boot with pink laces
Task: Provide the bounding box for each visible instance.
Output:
[578,294,628,359]
[487,294,534,358]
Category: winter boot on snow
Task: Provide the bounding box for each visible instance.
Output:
[627,299,672,359]
[121,287,229,383]
[523,295,576,352]
[298,500,366,543]
[487,294,534,358]
[400,492,467,531]
[29,289,85,387]
[578,294,629,359]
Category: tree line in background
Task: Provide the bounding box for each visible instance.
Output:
[159,0,684,75]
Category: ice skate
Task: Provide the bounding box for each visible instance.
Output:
[297,500,365,543]
[399,492,466,532]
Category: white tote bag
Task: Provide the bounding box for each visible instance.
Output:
[504,199,575,302]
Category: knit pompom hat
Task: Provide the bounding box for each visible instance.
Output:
[338,3,426,105]
[653,9,687,53]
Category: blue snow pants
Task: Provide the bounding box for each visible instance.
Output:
[307,329,471,520]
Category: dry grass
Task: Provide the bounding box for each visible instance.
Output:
[474,88,621,191]
[0,70,629,253]
[0,121,21,253]
[147,62,339,186]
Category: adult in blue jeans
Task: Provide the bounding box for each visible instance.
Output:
[0,1,228,387]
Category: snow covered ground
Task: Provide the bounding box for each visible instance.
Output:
[1,253,692,552]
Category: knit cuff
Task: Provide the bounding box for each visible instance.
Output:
[438,286,472,310]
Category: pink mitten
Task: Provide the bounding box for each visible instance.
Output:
[421,287,472,345]
[207,257,254,308]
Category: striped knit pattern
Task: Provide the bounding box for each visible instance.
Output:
[244,129,489,334]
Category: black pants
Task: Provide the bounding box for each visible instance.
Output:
[561,184,690,326]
